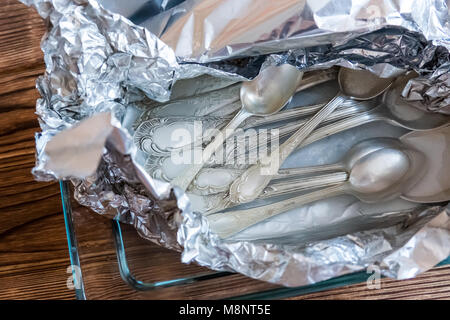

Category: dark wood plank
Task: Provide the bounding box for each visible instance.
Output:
[288,266,450,300]
[0,0,74,300]
[0,212,73,300]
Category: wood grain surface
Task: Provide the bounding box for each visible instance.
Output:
[0,0,449,300]
[0,0,74,300]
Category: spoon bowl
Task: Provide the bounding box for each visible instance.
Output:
[338,68,394,100]
[400,124,450,203]
[241,64,304,115]
[344,138,426,202]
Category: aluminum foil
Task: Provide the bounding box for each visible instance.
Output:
[23,0,450,287]
[402,62,450,114]
[115,0,450,63]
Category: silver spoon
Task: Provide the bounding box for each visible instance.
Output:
[211,72,449,166]
[228,68,395,204]
[144,75,449,186]
[208,137,427,238]
[171,64,304,191]
[400,124,450,203]
[193,136,418,214]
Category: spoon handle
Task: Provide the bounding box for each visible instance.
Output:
[300,110,379,147]
[190,163,345,196]
[208,184,347,238]
[278,163,344,177]
[278,94,347,163]
[242,103,325,128]
[229,94,347,204]
[171,109,251,191]
[192,171,347,214]
[260,172,348,199]
[243,102,370,152]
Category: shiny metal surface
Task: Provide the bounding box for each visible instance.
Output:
[208,138,427,238]
[240,64,304,115]
[170,64,304,191]
[339,68,394,100]
[400,125,450,203]
[345,140,421,201]
[228,68,393,204]
[130,0,450,63]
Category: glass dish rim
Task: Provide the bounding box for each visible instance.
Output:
[60,180,450,300]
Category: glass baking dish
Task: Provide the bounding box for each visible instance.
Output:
[60,181,450,299]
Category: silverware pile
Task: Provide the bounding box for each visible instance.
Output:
[133,66,450,239]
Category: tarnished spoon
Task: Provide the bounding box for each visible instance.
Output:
[171,64,304,191]
[208,137,426,238]
[228,68,395,204]
[198,72,449,167]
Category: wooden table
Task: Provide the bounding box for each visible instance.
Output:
[1,0,449,300]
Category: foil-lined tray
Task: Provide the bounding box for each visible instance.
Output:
[21,0,450,287]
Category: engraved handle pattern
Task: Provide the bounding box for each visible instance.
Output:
[143,110,381,182]
[171,109,251,191]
